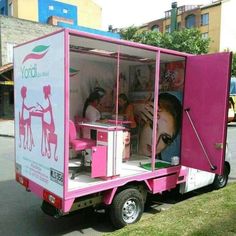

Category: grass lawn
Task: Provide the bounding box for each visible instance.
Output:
[105,182,236,236]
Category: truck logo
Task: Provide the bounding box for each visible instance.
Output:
[22,45,50,63]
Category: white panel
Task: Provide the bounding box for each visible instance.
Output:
[220,0,236,52]
[7,43,16,63]
[180,168,215,193]
[107,131,113,176]
[115,130,123,175]
[14,31,65,197]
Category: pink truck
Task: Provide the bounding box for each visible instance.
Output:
[14,29,232,229]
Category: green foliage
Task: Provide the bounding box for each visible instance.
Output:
[166,28,210,54]
[119,26,139,41]
[132,30,163,47]
[231,53,236,77]
[120,27,210,55]
[120,26,236,75]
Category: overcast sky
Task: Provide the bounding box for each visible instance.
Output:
[93,0,214,30]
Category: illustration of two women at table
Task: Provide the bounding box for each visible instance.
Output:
[19,85,58,161]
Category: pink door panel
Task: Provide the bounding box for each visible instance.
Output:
[181,52,231,175]
[91,146,107,178]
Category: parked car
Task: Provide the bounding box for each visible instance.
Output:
[229,77,236,122]
[228,99,235,122]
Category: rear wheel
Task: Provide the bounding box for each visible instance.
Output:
[213,164,229,189]
[109,188,144,229]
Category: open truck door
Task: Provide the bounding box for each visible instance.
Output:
[181,52,231,175]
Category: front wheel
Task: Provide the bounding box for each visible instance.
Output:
[109,188,144,229]
[213,164,229,189]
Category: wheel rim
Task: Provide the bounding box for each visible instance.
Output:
[217,174,226,186]
[122,198,141,224]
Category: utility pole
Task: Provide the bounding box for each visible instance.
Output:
[170,2,178,32]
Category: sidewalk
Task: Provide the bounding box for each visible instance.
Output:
[0,119,14,137]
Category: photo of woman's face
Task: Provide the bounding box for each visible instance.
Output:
[155,108,175,154]
[144,109,174,155]
[138,93,181,157]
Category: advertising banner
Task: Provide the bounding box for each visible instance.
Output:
[14,31,65,197]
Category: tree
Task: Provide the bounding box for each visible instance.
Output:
[163,28,210,54]
[119,26,139,41]
[120,27,210,55]
[231,53,236,77]
[120,26,236,76]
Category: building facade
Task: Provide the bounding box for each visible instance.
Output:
[0,1,119,119]
[142,0,236,53]
[0,0,102,29]
[0,15,61,118]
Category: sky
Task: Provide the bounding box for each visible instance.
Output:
[93,0,214,30]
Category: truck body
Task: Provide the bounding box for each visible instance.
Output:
[14,29,231,228]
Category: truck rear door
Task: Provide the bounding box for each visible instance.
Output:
[181,52,231,175]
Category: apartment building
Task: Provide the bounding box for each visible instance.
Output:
[142,0,236,53]
[0,0,102,29]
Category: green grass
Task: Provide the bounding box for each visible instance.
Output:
[105,183,236,236]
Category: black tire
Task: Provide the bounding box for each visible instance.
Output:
[213,165,229,189]
[109,188,144,229]
[41,200,59,217]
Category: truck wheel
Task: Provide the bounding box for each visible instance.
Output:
[109,188,144,229]
[213,165,229,189]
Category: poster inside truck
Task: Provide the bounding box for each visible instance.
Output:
[14,29,231,229]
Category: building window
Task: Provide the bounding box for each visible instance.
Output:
[202,32,208,39]
[48,5,54,10]
[177,22,181,30]
[165,11,171,18]
[201,13,209,26]
[8,2,13,16]
[151,25,160,32]
[63,8,68,14]
[185,14,196,28]
[165,25,171,33]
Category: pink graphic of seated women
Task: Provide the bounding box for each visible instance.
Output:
[38,85,58,161]
[19,86,35,150]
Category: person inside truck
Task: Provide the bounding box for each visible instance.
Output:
[82,91,103,139]
[118,93,137,133]
[139,92,182,159]
[82,91,102,122]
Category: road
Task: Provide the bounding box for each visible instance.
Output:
[0,124,236,235]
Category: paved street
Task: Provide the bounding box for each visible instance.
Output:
[0,136,113,236]
[0,124,235,235]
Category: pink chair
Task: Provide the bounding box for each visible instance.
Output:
[69,120,96,179]
[74,115,88,138]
